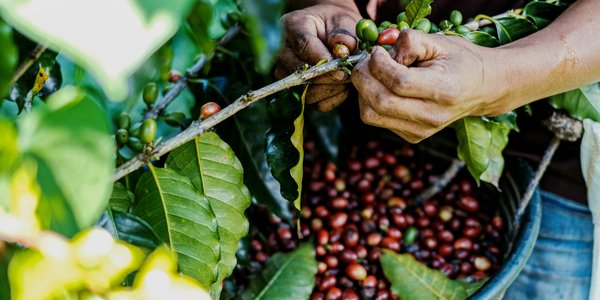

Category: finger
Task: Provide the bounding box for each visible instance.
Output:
[393,30,442,66]
[358,98,427,143]
[285,19,333,65]
[305,84,347,104]
[313,89,349,112]
[274,47,309,79]
[368,46,451,101]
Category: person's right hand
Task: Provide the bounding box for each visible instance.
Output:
[275,2,362,111]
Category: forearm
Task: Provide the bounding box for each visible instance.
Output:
[495,0,600,112]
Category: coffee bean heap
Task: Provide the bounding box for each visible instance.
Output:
[237,139,506,300]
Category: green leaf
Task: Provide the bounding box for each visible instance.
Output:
[490,111,519,131]
[18,87,113,236]
[0,19,18,100]
[97,209,163,250]
[381,250,468,300]
[404,0,433,28]
[462,278,488,296]
[241,0,285,74]
[238,242,317,300]
[187,0,238,53]
[166,132,251,296]
[0,0,196,100]
[459,31,499,47]
[265,89,305,212]
[453,116,491,185]
[0,119,19,174]
[548,85,600,121]
[109,182,135,212]
[486,16,537,45]
[133,166,221,289]
[523,1,568,28]
[479,121,511,187]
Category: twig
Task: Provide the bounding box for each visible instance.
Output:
[114,52,367,181]
[513,136,560,229]
[413,159,465,206]
[10,44,47,85]
[143,25,241,120]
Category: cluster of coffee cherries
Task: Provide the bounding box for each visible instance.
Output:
[238,139,505,300]
[356,9,497,50]
[113,70,222,154]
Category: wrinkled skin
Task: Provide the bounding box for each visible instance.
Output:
[280,0,600,143]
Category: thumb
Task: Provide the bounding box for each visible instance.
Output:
[325,13,360,53]
[393,29,440,66]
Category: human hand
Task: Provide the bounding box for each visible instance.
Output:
[275,2,362,111]
[351,30,513,143]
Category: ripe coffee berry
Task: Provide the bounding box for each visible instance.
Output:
[346,263,367,281]
[168,70,182,83]
[200,102,221,120]
[332,43,350,58]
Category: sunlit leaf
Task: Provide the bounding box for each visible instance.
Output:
[523,1,568,28]
[17,87,114,236]
[486,16,537,45]
[459,31,499,47]
[166,132,251,297]
[238,242,317,300]
[0,0,196,100]
[404,0,433,28]
[381,250,468,300]
[265,89,305,212]
[0,119,19,174]
[133,166,221,289]
[490,111,519,131]
[480,121,511,187]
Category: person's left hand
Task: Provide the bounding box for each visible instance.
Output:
[351,30,514,143]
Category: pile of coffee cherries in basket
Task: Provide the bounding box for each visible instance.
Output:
[238,139,506,300]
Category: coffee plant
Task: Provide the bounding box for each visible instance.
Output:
[0,0,598,299]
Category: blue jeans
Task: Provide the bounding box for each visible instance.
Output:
[504,191,593,300]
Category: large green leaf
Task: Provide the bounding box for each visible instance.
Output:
[490,110,519,131]
[166,132,251,296]
[133,166,221,289]
[479,121,511,187]
[549,85,600,121]
[381,250,468,300]
[0,0,196,100]
[405,0,433,28]
[241,0,285,74]
[109,182,135,212]
[523,1,568,28]
[187,0,238,53]
[238,242,317,300]
[0,19,17,100]
[453,116,491,185]
[265,89,305,212]
[17,87,113,236]
[98,209,163,250]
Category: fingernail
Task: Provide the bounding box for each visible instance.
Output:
[330,70,347,81]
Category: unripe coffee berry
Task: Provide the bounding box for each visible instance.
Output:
[200,102,221,120]
[143,82,158,106]
[139,119,157,144]
[332,43,350,58]
[115,129,129,146]
[117,112,131,129]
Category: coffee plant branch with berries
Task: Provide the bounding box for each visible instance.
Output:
[0,0,598,299]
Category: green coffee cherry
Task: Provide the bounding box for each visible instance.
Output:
[439,20,452,31]
[139,119,157,144]
[127,136,143,152]
[404,226,418,245]
[396,12,406,24]
[456,25,470,34]
[480,26,496,35]
[115,129,129,146]
[429,22,440,33]
[449,10,463,26]
[415,18,431,33]
[398,21,410,31]
[356,19,379,42]
[117,112,131,130]
[129,122,141,138]
[143,82,158,106]
[380,21,392,29]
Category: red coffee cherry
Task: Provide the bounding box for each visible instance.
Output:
[200,102,221,120]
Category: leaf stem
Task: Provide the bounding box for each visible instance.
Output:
[10,44,47,85]
[114,52,367,181]
[142,24,241,120]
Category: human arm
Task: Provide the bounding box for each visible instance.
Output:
[351,0,600,142]
[275,0,362,111]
